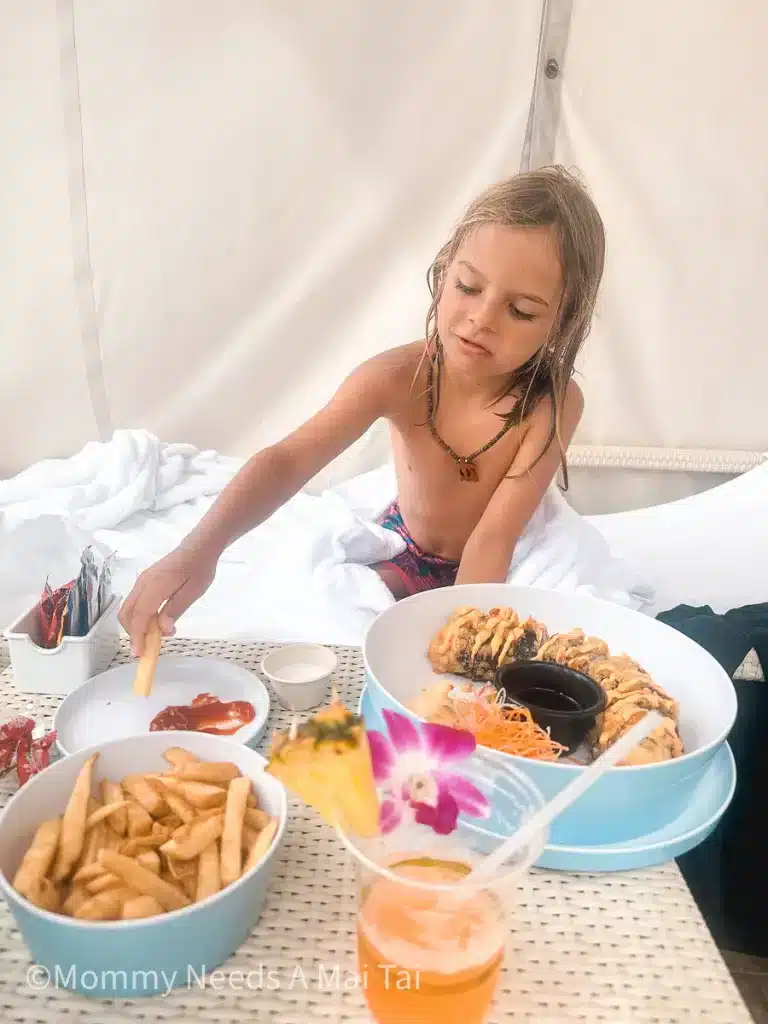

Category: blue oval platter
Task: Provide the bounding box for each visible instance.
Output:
[358,685,736,873]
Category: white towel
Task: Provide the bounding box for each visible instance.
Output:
[0,429,652,644]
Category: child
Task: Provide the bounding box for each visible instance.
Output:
[120,165,605,653]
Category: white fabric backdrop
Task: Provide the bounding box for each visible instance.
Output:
[2,1,766,513]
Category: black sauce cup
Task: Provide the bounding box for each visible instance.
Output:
[495,660,607,753]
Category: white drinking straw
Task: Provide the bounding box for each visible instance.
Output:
[469,710,665,882]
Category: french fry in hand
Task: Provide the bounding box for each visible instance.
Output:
[133,616,162,696]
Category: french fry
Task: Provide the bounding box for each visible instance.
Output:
[100,779,128,836]
[12,819,61,899]
[196,806,225,821]
[78,819,106,868]
[163,747,200,770]
[133,615,162,696]
[86,801,129,830]
[161,815,223,861]
[11,748,279,924]
[99,850,189,912]
[122,894,165,920]
[73,861,108,885]
[136,850,161,875]
[160,778,227,810]
[123,775,168,818]
[52,754,99,882]
[120,832,170,856]
[179,872,198,900]
[196,842,221,901]
[125,799,154,838]
[75,889,123,921]
[24,877,61,913]
[61,886,88,916]
[242,826,258,851]
[151,780,196,824]
[166,857,198,901]
[162,749,199,774]
[244,807,270,831]
[85,872,123,895]
[243,817,279,874]
[158,813,184,831]
[104,825,125,851]
[174,762,240,785]
[221,777,250,886]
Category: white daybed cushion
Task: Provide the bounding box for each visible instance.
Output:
[589,461,768,617]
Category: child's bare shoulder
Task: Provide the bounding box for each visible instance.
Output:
[519,378,584,448]
[363,342,423,378]
[349,342,424,408]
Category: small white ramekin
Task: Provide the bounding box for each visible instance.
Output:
[260,643,337,711]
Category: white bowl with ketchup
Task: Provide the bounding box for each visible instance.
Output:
[53,655,271,756]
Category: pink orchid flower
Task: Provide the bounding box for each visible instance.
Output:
[368,709,490,835]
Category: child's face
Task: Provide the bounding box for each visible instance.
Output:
[437,223,563,379]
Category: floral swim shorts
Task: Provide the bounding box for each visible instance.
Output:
[375,500,459,596]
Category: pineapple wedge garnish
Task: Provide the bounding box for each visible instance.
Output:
[266,698,380,836]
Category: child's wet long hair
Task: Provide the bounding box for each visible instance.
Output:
[421,165,605,488]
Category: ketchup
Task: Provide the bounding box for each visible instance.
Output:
[149,693,256,736]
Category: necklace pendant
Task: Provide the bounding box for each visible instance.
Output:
[459,462,479,483]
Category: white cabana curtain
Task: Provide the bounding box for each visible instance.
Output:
[2,0,766,512]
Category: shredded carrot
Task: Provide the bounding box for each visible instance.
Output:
[427,685,566,761]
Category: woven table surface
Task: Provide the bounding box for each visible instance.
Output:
[0,638,753,1024]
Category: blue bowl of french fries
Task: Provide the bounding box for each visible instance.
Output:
[0,731,287,997]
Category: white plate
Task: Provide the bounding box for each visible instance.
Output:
[53,655,270,755]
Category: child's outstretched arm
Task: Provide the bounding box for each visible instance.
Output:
[119,352,397,652]
[456,382,584,585]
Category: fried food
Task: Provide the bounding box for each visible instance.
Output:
[536,630,609,672]
[133,616,162,697]
[425,605,684,764]
[537,631,683,763]
[10,750,280,923]
[427,606,549,680]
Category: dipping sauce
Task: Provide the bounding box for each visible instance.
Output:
[512,686,583,713]
[149,693,255,735]
[271,662,325,682]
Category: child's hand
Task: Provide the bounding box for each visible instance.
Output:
[118,545,218,656]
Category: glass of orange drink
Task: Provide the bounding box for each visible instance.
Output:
[337,753,547,1024]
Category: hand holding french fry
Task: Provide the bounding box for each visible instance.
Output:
[118,547,218,657]
[11,748,279,922]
